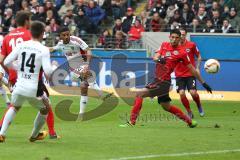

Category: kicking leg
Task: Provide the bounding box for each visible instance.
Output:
[158,96,197,128]
[130,97,143,125]
[120,88,149,127]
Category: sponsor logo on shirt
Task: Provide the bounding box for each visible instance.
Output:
[166,51,171,57]
[173,50,179,55]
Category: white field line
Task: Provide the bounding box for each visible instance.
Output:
[109,149,240,160]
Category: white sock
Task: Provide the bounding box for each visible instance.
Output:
[0,107,16,136]
[31,112,47,138]
[79,96,88,114]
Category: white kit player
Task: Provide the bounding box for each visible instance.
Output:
[50,27,93,119]
[0,21,53,142]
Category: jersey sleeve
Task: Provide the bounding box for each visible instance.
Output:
[4,46,19,68]
[71,36,89,51]
[42,48,53,77]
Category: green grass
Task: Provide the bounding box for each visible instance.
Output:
[0,95,240,160]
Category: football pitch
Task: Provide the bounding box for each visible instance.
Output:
[0,95,240,160]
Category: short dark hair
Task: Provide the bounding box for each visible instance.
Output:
[15,11,31,27]
[58,26,70,34]
[30,21,45,39]
[170,29,181,36]
[179,27,187,34]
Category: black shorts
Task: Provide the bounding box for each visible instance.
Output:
[176,76,196,92]
[36,80,49,97]
[146,80,172,103]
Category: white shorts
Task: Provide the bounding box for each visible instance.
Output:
[11,94,46,110]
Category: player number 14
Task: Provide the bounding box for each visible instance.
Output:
[20,52,36,73]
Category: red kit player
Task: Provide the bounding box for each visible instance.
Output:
[175,27,204,118]
[120,29,212,127]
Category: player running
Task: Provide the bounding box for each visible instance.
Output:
[0,21,53,142]
[0,11,58,139]
[175,28,204,118]
[50,27,93,119]
[120,29,212,127]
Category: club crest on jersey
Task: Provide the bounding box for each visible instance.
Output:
[186,48,190,53]
[166,51,171,56]
[173,50,179,55]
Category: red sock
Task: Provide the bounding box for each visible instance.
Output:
[167,105,192,125]
[192,93,201,108]
[47,106,56,135]
[130,97,143,125]
[180,95,191,113]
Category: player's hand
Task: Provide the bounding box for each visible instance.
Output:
[155,57,166,64]
[202,82,212,93]
[49,47,54,53]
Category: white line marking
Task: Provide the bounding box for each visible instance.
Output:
[109,149,240,160]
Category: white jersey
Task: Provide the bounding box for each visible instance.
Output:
[53,36,89,61]
[4,40,53,97]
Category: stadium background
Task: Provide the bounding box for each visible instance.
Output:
[0,0,239,101]
[48,32,240,101]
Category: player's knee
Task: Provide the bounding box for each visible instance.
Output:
[190,90,197,96]
[40,107,49,115]
[179,90,185,97]
[136,91,148,98]
[160,102,170,111]
[80,86,88,96]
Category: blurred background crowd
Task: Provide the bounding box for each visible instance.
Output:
[0,0,239,49]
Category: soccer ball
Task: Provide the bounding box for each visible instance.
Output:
[204,59,220,74]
